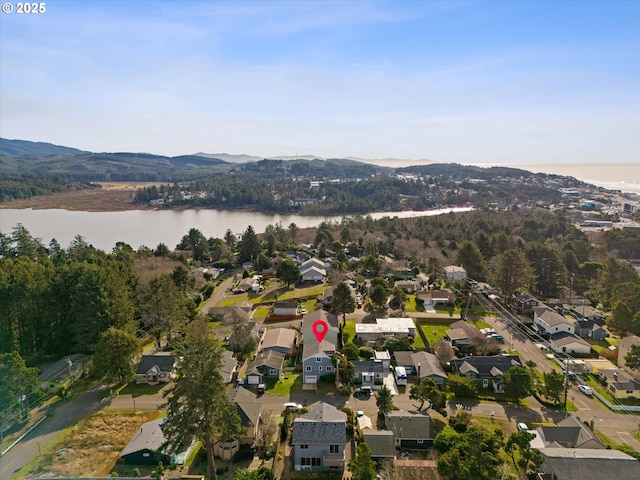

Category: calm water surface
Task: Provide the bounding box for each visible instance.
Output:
[0,207,472,252]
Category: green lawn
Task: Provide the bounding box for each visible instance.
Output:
[468,318,493,330]
[266,373,302,396]
[252,306,270,318]
[417,320,454,348]
[216,284,328,307]
[343,319,357,344]
[117,380,165,397]
[404,295,425,313]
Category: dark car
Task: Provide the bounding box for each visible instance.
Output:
[354,386,372,396]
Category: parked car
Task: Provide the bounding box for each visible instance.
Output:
[300,309,307,315]
[517,422,529,431]
[354,386,372,396]
[284,402,302,411]
[578,385,593,396]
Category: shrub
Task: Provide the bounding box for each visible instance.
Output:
[358,346,375,359]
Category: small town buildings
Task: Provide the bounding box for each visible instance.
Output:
[135,352,176,385]
[353,360,385,387]
[355,318,416,342]
[374,350,392,371]
[259,328,297,356]
[302,340,335,385]
[302,310,340,346]
[292,402,347,472]
[568,304,606,325]
[272,301,299,317]
[533,416,605,450]
[393,280,418,293]
[219,350,238,384]
[411,351,448,387]
[548,332,591,355]
[300,258,327,282]
[597,369,640,399]
[362,430,396,460]
[384,411,435,450]
[443,265,467,280]
[511,292,540,314]
[120,418,195,466]
[538,448,640,480]
[533,308,576,336]
[451,355,522,392]
[618,335,640,376]
[215,386,263,459]
[416,289,456,306]
[246,350,285,383]
[574,319,607,341]
[445,320,483,349]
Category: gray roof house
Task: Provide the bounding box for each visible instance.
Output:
[302,310,340,346]
[362,430,396,459]
[259,328,297,355]
[575,319,607,341]
[292,402,347,472]
[272,301,299,317]
[135,353,176,385]
[353,360,385,387]
[534,416,605,450]
[120,418,195,466]
[538,448,640,480]
[302,339,335,385]
[534,308,575,336]
[451,355,522,392]
[247,350,285,383]
[384,411,435,450]
[411,351,448,387]
[548,331,591,355]
[220,350,238,384]
[214,386,263,460]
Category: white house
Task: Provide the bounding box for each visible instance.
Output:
[355,318,416,342]
[549,332,591,355]
[534,308,575,336]
[443,265,467,280]
[300,265,326,282]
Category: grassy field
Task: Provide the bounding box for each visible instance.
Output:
[417,320,454,348]
[16,411,154,479]
[343,319,356,344]
[266,373,302,396]
[216,284,327,307]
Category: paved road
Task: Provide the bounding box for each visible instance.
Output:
[481,313,640,450]
[0,383,110,479]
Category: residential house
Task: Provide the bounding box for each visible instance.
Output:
[353,360,385,387]
[417,289,456,306]
[445,320,483,349]
[538,448,640,480]
[292,402,347,472]
[215,386,262,459]
[246,350,285,384]
[618,335,640,376]
[300,258,327,282]
[356,414,374,436]
[362,430,396,460]
[393,351,417,375]
[272,301,299,317]
[259,328,297,356]
[443,265,467,280]
[302,340,335,385]
[135,353,176,385]
[548,332,591,355]
[511,292,540,314]
[534,416,605,449]
[374,350,392,371]
[534,307,575,336]
[569,304,606,325]
[451,355,522,392]
[598,369,640,399]
[302,310,340,346]
[120,418,195,466]
[575,319,607,341]
[393,280,418,293]
[384,411,435,450]
[219,350,238,384]
[355,318,416,343]
[411,351,448,387]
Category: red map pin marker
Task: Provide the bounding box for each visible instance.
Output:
[312,320,329,343]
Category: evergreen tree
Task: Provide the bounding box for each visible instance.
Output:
[348,442,377,480]
[331,281,356,323]
[93,327,141,384]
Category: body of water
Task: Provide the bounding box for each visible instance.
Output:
[0,207,472,252]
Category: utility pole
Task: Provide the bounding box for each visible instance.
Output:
[563,362,569,415]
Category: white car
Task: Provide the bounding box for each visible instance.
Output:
[578,385,593,396]
[517,422,529,431]
[300,309,307,315]
[284,402,302,411]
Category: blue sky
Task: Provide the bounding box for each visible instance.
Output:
[1,0,639,164]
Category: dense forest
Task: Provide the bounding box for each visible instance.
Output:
[0,173,74,202]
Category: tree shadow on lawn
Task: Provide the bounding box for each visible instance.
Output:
[119,381,165,397]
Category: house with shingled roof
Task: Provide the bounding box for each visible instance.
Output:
[384,411,435,450]
[135,352,176,385]
[451,355,522,392]
[292,402,347,472]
